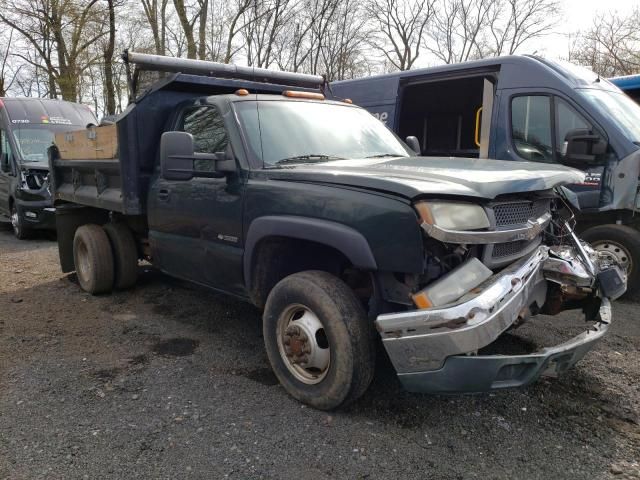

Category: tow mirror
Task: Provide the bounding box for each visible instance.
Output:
[160,131,195,181]
[562,128,607,166]
[160,131,236,181]
[405,136,421,155]
[0,152,9,173]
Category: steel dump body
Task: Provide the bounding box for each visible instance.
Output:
[50,73,320,215]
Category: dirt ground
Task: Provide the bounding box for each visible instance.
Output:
[0,223,639,479]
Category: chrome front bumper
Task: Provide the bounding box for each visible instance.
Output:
[375,245,618,394]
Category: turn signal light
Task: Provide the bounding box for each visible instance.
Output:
[282,91,325,100]
[235,89,249,96]
[412,291,433,309]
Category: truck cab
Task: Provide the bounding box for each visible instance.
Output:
[0,97,96,238]
[332,56,640,293]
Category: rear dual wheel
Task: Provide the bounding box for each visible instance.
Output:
[73,223,138,294]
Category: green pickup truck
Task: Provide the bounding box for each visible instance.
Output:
[48,53,626,410]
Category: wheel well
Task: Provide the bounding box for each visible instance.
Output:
[249,236,374,310]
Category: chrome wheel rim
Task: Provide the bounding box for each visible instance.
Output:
[592,240,632,273]
[276,304,330,385]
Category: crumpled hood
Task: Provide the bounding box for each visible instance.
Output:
[263,157,586,199]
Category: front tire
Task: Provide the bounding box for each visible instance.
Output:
[582,224,640,296]
[73,224,114,294]
[263,270,375,410]
[10,204,29,240]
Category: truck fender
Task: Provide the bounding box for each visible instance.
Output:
[244,215,378,290]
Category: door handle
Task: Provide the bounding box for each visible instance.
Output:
[157,188,170,201]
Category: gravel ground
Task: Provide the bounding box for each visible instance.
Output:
[0,223,639,479]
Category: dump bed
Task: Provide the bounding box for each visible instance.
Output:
[50,53,324,215]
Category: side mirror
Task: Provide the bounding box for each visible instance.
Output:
[0,152,9,173]
[160,131,196,181]
[405,136,421,155]
[562,128,607,166]
[160,131,236,181]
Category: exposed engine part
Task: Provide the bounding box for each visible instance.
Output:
[20,170,49,191]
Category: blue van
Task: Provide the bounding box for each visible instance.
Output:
[332,56,640,293]
[611,74,640,104]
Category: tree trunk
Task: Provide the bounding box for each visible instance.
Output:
[173,0,197,58]
[103,0,116,115]
[198,0,208,60]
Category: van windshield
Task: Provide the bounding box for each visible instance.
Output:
[234,100,411,167]
[11,124,77,167]
[579,89,640,144]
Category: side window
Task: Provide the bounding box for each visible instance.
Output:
[511,96,553,162]
[181,106,229,171]
[555,98,591,159]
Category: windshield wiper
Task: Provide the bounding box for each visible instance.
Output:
[274,154,345,166]
[365,153,403,158]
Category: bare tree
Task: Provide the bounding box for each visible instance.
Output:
[569,8,640,77]
[140,0,170,54]
[0,0,108,100]
[486,0,560,56]
[0,29,20,96]
[319,0,372,80]
[243,0,292,68]
[427,0,495,64]
[366,0,435,71]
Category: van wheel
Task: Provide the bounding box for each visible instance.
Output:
[582,224,640,296]
[103,222,138,290]
[73,224,114,294]
[10,204,29,240]
[263,270,375,410]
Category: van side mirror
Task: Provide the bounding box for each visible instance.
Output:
[405,136,421,155]
[562,129,607,166]
[0,152,9,173]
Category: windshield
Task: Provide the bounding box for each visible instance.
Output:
[234,100,411,167]
[579,89,640,144]
[10,124,80,167]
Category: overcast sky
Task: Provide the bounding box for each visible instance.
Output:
[538,0,636,59]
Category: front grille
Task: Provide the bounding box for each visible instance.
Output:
[483,198,551,268]
[492,240,529,258]
[493,199,550,227]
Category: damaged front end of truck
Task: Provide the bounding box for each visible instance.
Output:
[376,189,626,394]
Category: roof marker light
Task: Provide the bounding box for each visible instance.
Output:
[282,90,325,101]
[235,89,249,96]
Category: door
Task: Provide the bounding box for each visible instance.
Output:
[478,78,495,159]
[0,126,13,216]
[505,92,606,209]
[148,105,246,294]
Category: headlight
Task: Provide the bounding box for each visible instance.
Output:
[415,201,490,231]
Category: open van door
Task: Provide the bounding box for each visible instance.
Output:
[396,71,498,158]
[477,78,495,158]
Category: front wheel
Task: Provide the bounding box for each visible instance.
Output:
[10,204,29,240]
[263,270,375,410]
[582,224,640,296]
